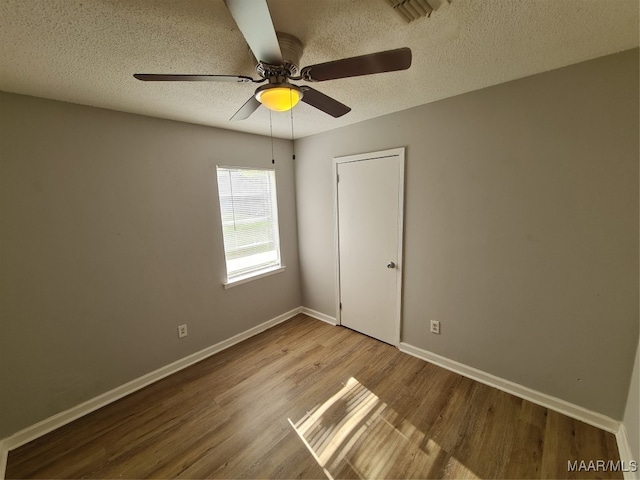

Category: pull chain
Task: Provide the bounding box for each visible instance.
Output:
[290,90,295,159]
[269,109,275,164]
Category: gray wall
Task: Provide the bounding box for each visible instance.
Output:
[0,93,301,438]
[294,49,639,419]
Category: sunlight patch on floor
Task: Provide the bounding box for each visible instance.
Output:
[289,377,479,479]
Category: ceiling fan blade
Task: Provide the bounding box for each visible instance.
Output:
[301,47,412,82]
[300,87,351,118]
[134,74,255,83]
[224,0,283,65]
[230,95,261,121]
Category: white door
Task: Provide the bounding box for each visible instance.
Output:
[335,148,404,345]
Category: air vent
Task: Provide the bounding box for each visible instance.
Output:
[387,0,449,22]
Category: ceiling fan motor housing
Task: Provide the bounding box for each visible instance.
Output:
[255,32,304,78]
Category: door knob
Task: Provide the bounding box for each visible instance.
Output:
[387,261,396,269]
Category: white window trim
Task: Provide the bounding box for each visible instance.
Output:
[223,265,286,289]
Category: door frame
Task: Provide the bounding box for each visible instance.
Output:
[333,147,405,346]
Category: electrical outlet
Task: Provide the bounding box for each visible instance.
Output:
[430,320,441,335]
[178,324,188,338]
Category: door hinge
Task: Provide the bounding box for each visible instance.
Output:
[337,173,340,183]
[339,302,342,310]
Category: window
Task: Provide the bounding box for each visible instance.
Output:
[216,167,283,285]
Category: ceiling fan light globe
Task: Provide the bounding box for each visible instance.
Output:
[255,85,302,112]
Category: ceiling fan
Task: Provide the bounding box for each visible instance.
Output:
[133,0,412,121]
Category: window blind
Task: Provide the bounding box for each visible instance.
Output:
[216,167,281,281]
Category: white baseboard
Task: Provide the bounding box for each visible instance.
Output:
[616,424,639,480]
[0,306,303,478]
[399,342,620,434]
[300,307,337,325]
[0,440,7,480]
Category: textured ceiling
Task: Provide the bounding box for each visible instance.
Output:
[1,0,638,139]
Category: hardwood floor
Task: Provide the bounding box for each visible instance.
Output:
[6,314,622,479]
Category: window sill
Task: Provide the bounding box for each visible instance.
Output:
[223,266,286,289]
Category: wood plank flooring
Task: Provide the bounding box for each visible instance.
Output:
[6,314,622,479]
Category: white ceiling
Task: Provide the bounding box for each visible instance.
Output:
[1,0,638,139]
